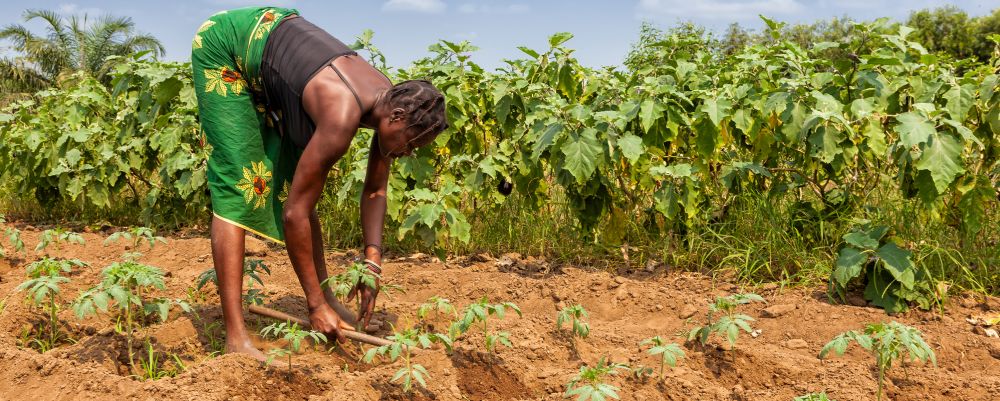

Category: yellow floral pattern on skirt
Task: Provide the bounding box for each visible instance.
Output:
[203,66,246,97]
[236,161,273,210]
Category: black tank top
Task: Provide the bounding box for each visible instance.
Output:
[260,16,358,148]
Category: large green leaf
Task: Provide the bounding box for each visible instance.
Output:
[876,242,915,290]
[639,99,665,134]
[914,132,964,194]
[617,133,644,163]
[560,129,602,184]
[895,112,936,147]
[943,84,974,122]
[701,98,732,127]
[833,247,866,287]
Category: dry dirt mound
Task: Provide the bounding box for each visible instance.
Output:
[0,226,998,400]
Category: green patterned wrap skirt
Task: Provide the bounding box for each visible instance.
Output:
[191,6,301,244]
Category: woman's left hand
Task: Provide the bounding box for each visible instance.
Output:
[347,257,381,331]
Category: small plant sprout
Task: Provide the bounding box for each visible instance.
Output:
[557,304,591,340]
[688,293,765,348]
[564,356,629,401]
[452,297,522,356]
[794,393,834,401]
[260,321,327,377]
[820,321,936,401]
[35,227,85,253]
[0,215,25,258]
[321,261,405,301]
[104,227,166,251]
[363,326,452,394]
[640,336,685,378]
[137,340,185,380]
[72,260,187,374]
[15,258,83,351]
[417,296,458,322]
[195,259,272,306]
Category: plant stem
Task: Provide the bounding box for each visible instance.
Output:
[48,293,57,349]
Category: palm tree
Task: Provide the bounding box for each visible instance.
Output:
[0,9,165,97]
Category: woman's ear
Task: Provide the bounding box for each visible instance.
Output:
[389,107,406,123]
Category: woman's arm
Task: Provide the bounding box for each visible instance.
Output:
[283,119,355,340]
[353,134,391,328]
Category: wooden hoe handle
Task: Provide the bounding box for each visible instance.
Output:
[248,304,395,348]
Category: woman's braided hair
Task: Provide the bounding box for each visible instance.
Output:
[385,80,448,141]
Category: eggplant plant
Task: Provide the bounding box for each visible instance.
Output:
[261,321,327,377]
[640,336,685,378]
[363,326,451,394]
[820,321,935,401]
[35,227,84,253]
[15,258,84,351]
[687,293,765,348]
[451,297,521,356]
[564,357,628,401]
[556,304,591,340]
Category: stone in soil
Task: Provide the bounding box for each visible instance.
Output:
[679,304,699,319]
[785,339,808,349]
[762,304,796,318]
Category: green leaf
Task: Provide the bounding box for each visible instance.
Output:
[895,112,935,147]
[701,98,732,127]
[548,32,574,47]
[943,84,974,122]
[833,247,866,287]
[876,242,915,289]
[639,99,665,134]
[531,123,562,160]
[844,232,879,250]
[616,134,644,163]
[560,129,602,184]
[914,132,964,195]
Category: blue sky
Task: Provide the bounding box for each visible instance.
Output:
[1,1,996,68]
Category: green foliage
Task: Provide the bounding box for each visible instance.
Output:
[261,321,327,376]
[794,393,834,401]
[451,297,521,355]
[417,295,457,322]
[564,357,629,401]
[0,8,165,97]
[35,227,84,253]
[104,227,166,251]
[820,321,935,401]
[640,336,685,378]
[71,260,185,374]
[320,261,380,300]
[688,293,765,348]
[362,326,450,393]
[195,259,272,306]
[829,223,938,313]
[136,340,185,380]
[0,215,25,258]
[556,304,590,340]
[15,259,75,352]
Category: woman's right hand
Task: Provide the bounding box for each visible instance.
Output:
[308,303,354,343]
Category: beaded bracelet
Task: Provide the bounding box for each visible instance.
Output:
[363,258,383,275]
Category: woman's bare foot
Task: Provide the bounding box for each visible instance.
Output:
[226,340,268,362]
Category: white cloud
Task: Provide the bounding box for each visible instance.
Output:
[458,3,531,14]
[636,0,805,21]
[382,0,447,14]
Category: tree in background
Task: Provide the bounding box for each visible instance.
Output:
[905,6,977,60]
[0,9,164,98]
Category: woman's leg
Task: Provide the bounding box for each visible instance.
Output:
[309,209,358,324]
[210,216,267,361]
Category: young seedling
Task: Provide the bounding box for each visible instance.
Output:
[820,321,935,401]
[0,215,25,258]
[557,304,591,340]
[564,356,629,401]
[363,325,452,394]
[451,297,521,357]
[136,339,185,380]
[687,293,765,348]
[195,259,272,306]
[104,227,166,252]
[794,393,834,401]
[15,258,82,352]
[417,296,458,322]
[72,260,186,374]
[640,336,685,379]
[260,321,327,377]
[35,227,85,253]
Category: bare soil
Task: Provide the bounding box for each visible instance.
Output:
[0,224,998,401]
